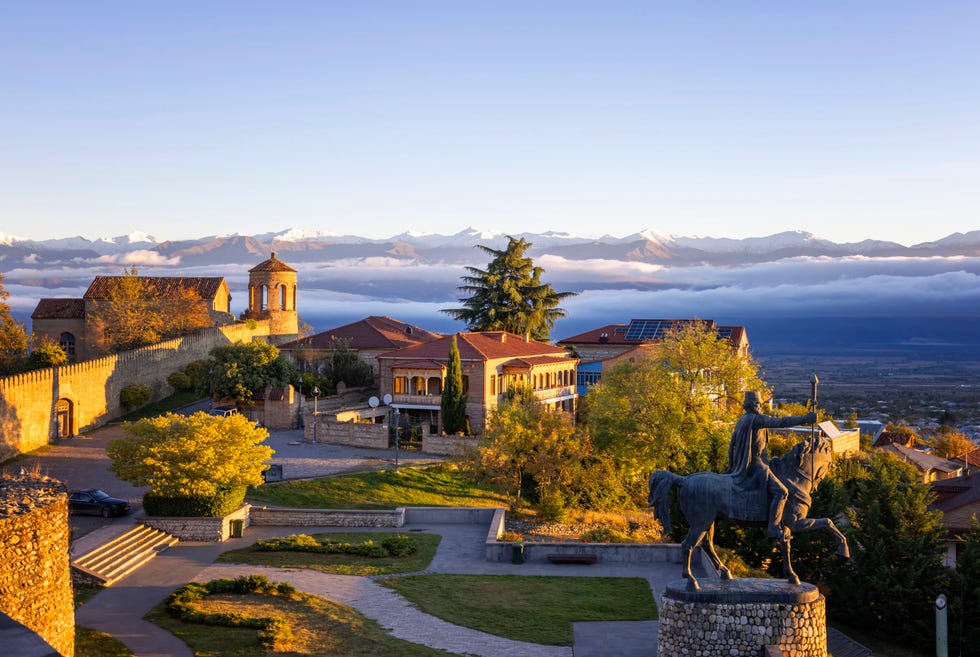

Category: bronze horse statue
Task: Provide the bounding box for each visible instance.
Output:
[648,433,849,590]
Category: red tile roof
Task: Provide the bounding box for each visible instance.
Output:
[31,298,85,320]
[929,471,980,532]
[503,355,577,368]
[280,316,443,351]
[381,331,572,362]
[391,359,447,371]
[84,276,226,300]
[249,252,297,273]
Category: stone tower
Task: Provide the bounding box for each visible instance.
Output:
[244,252,299,342]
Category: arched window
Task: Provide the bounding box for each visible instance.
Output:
[291,285,297,310]
[260,285,269,311]
[280,285,287,310]
[59,332,76,357]
[393,377,407,394]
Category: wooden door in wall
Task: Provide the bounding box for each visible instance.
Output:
[55,399,73,438]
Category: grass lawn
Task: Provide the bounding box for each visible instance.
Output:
[381,574,657,646]
[146,590,459,657]
[75,627,134,657]
[246,464,508,509]
[118,391,203,421]
[216,532,442,576]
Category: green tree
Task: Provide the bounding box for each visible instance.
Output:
[0,272,28,372]
[208,341,296,406]
[120,383,153,408]
[822,452,948,649]
[107,412,272,497]
[950,518,980,656]
[584,322,765,485]
[469,383,586,515]
[441,236,576,341]
[441,335,467,435]
[324,338,373,388]
[25,342,68,370]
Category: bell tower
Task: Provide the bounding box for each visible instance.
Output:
[244,252,298,341]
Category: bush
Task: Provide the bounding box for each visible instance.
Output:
[143,485,246,517]
[166,370,193,391]
[120,383,153,408]
[166,576,297,650]
[252,533,418,558]
[381,534,418,557]
[580,527,633,543]
[538,490,567,523]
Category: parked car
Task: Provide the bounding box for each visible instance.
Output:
[208,405,239,417]
[69,489,132,518]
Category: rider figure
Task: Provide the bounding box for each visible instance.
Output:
[726,391,817,538]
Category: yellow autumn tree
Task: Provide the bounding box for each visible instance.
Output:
[107,412,272,514]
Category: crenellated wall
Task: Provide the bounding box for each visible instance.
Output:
[0,322,271,461]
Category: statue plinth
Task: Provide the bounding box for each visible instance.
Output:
[657,578,827,657]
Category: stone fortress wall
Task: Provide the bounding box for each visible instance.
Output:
[0,475,74,657]
[0,321,271,462]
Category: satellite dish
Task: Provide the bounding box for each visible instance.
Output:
[368,396,379,408]
[383,393,393,405]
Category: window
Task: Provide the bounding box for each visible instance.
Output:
[490,374,497,395]
[280,285,287,310]
[394,377,407,394]
[260,285,269,311]
[59,332,76,356]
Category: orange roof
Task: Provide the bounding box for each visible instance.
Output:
[381,331,571,362]
[503,355,578,368]
[391,359,446,371]
[84,276,226,300]
[249,252,297,273]
[31,298,85,320]
[280,316,442,351]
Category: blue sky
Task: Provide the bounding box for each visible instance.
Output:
[2,2,978,245]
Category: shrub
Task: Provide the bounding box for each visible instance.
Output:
[166,576,297,650]
[166,370,193,391]
[538,490,567,523]
[120,383,153,408]
[143,485,246,517]
[580,527,633,543]
[252,533,418,558]
[381,534,418,557]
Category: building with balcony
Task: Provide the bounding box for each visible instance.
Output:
[377,331,578,435]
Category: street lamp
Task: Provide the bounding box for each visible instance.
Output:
[312,385,321,443]
[369,393,399,470]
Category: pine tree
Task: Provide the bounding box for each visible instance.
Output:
[441,236,575,341]
[441,335,467,435]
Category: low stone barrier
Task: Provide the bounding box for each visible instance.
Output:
[305,417,388,448]
[421,435,479,456]
[142,504,251,542]
[657,578,827,657]
[249,507,404,528]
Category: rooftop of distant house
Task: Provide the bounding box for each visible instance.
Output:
[557,318,746,349]
[31,298,86,320]
[279,316,443,351]
[83,276,226,300]
[249,252,297,273]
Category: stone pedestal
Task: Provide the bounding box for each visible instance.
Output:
[657,578,826,657]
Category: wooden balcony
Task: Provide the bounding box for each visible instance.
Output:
[391,393,441,407]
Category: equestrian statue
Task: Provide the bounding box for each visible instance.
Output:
[648,388,850,590]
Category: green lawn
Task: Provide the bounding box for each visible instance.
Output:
[380,574,658,646]
[75,627,134,657]
[246,464,508,509]
[216,532,442,576]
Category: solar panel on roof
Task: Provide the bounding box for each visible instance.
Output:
[624,319,676,341]
[716,328,733,339]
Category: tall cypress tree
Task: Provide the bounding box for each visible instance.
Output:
[441,335,467,435]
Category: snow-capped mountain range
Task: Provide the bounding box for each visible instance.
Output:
[1,227,978,269]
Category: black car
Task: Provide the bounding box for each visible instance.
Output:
[69,489,132,518]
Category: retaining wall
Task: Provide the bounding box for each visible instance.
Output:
[142,504,252,542]
[304,416,388,448]
[249,507,405,528]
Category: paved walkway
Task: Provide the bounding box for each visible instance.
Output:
[25,420,668,656]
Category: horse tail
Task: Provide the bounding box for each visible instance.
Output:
[648,470,684,534]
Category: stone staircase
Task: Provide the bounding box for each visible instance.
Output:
[71,524,179,586]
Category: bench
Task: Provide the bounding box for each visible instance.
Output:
[547,553,598,565]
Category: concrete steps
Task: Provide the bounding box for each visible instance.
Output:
[71,524,179,586]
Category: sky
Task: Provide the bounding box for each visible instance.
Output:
[2,2,978,246]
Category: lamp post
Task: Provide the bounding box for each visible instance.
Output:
[393,407,401,472]
[312,385,320,443]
